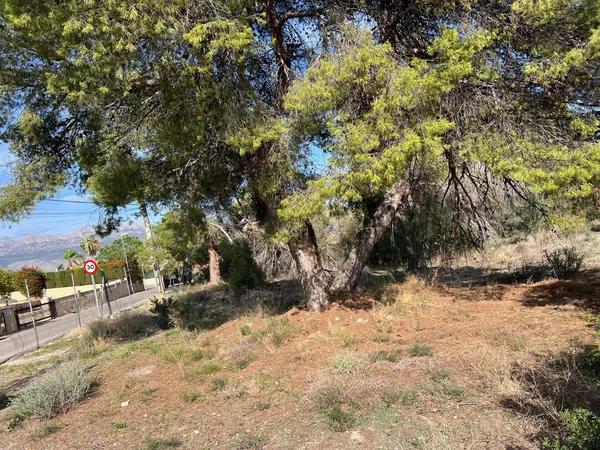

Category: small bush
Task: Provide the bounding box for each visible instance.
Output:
[324,403,356,432]
[544,246,584,279]
[368,350,401,363]
[220,240,265,290]
[143,437,182,450]
[330,326,355,348]
[211,378,227,391]
[149,297,175,329]
[232,431,267,450]
[409,343,433,357]
[113,421,127,429]
[182,392,204,403]
[265,317,293,345]
[9,361,94,423]
[194,362,221,376]
[331,354,363,375]
[233,352,256,370]
[32,421,62,439]
[240,324,252,336]
[400,390,419,407]
[15,267,46,298]
[543,408,600,449]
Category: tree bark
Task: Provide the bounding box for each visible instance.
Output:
[330,180,410,294]
[288,221,332,311]
[208,238,222,285]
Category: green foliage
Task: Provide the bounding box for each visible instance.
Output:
[0,269,15,297]
[8,360,94,423]
[220,240,265,290]
[98,235,143,264]
[79,236,100,257]
[149,297,175,329]
[143,437,182,450]
[263,317,293,346]
[409,343,433,357]
[324,403,357,432]
[14,267,46,298]
[368,350,401,364]
[44,259,139,289]
[544,246,585,279]
[543,408,600,450]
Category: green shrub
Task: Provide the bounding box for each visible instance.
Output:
[544,246,584,279]
[211,378,227,391]
[149,297,175,329]
[240,324,252,336]
[9,361,94,423]
[143,437,182,450]
[149,293,226,331]
[0,269,15,298]
[409,343,433,357]
[543,408,600,449]
[220,240,264,290]
[14,267,46,298]
[368,350,401,363]
[331,354,363,374]
[324,404,356,432]
[264,317,293,345]
[233,352,256,370]
[182,392,204,403]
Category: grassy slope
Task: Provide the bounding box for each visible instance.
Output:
[0,273,599,449]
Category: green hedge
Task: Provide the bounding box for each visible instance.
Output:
[45,259,142,289]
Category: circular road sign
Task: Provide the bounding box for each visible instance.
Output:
[83,259,99,275]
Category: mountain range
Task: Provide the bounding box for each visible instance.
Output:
[0,222,146,271]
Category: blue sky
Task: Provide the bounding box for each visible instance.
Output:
[0,142,144,238]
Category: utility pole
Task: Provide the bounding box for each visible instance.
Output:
[120,233,133,296]
[24,280,40,349]
[140,203,164,293]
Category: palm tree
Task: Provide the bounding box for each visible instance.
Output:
[64,249,82,270]
[80,236,101,258]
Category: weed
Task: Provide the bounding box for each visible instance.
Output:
[430,369,451,382]
[253,400,272,411]
[182,392,204,403]
[265,317,293,345]
[331,354,363,375]
[409,343,433,357]
[113,421,127,429]
[141,388,158,404]
[198,362,221,374]
[330,326,355,348]
[211,378,227,391]
[381,389,403,407]
[324,404,356,431]
[400,390,419,407]
[8,360,95,423]
[232,432,267,449]
[32,421,62,439]
[368,350,401,363]
[240,324,252,336]
[143,437,182,450]
[233,352,256,370]
[372,333,390,343]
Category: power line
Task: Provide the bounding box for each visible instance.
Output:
[41,199,96,204]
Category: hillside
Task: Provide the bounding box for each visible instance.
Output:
[0,273,599,449]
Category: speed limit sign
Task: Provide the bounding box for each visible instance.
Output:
[83,259,99,275]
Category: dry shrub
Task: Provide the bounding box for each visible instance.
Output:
[307,373,398,415]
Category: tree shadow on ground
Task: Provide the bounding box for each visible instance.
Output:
[499,346,600,446]
[521,279,600,314]
[152,279,305,332]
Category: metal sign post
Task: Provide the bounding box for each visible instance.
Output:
[83,259,101,318]
[24,280,40,349]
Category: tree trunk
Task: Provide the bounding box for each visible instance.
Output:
[208,238,222,285]
[330,180,409,294]
[288,221,332,311]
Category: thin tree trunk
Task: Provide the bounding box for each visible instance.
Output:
[330,180,409,294]
[208,238,222,285]
[288,221,332,310]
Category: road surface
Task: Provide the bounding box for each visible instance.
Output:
[0,286,159,363]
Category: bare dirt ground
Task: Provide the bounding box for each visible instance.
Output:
[0,272,599,450]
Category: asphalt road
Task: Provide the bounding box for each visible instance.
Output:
[0,286,159,363]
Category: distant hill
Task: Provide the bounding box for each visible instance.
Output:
[0,222,145,271]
